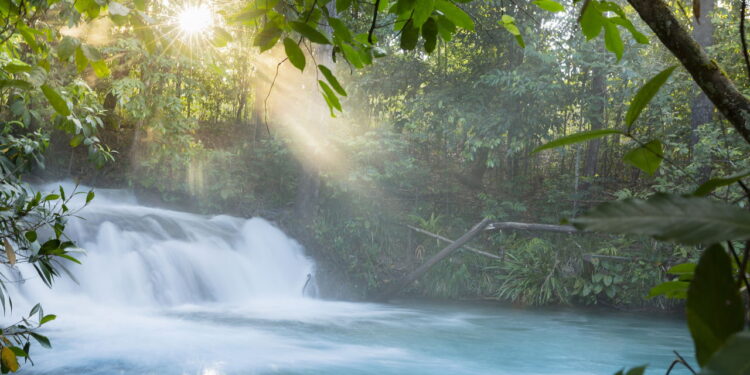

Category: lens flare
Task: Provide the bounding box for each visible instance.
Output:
[177,5,212,35]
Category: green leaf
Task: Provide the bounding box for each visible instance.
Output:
[396,0,417,15]
[336,0,352,13]
[24,231,37,242]
[80,44,102,61]
[400,20,419,50]
[91,60,110,78]
[687,244,744,367]
[609,16,648,44]
[412,0,435,27]
[614,366,648,375]
[694,169,750,197]
[436,15,455,41]
[290,22,331,44]
[57,37,80,61]
[40,314,56,325]
[319,80,342,116]
[625,66,677,128]
[318,65,346,96]
[212,27,232,47]
[422,17,438,53]
[700,332,750,375]
[603,20,623,60]
[283,38,306,71]
[434,0,473,30]
[86,190,95,204]
[0,79,33,91]
[253,24,282,52]
[41,85,71,117]
[572,194,750,245]
[341,43,364,68]
[533,0,564,12]
[623,140,662,176]
[533,128,622,153]
[75,46,89,73]
[328,17,353,42]
[648,280,689,299]
[29,332,51,348]
[580,1,603,40]
[107,1,129,16]
[500,15,524,48]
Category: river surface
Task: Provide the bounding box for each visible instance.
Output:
[6,183,694,375]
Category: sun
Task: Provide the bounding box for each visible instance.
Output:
[177,4,213,35]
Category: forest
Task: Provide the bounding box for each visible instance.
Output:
[1,0,749,373]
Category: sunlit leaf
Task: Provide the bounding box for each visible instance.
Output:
[41,85,71,117]
[283,38,306,71]
[533,0,564,12]
[290,22,331,44]
[626,66,677,129]
[253,24,281,52]
[623,140,662,176]
[318,65,346,96]
[434,0,474,30]
[412,0,435,27]
[603,20,623,60]
[0,347,19,372]
[580,1,603,40]
[212,28,232,47]
[648,280,688,299]
[533,128,622,153]
[107,1,129,16]
[91,60,110,78]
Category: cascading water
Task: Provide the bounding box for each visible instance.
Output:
[1,183,694,375]
[11,183,317,309]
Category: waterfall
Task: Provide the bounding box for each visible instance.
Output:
[9,182,317,311]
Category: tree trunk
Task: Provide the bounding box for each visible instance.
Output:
[584,64,606,181]
[626,0,750,145]
[689,0,715,151]
[375,218,492,301]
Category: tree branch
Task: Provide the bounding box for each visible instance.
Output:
[626,0,750,144]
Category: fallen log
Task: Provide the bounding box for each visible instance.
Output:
[406,225,503,260]
[485,221,577,233]
[375,218,492,301]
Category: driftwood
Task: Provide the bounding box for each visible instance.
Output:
[486,221,577,233]
[406,225,503,260]
[376,218,492,301]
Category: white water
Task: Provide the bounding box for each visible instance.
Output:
[1,183,694,375]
